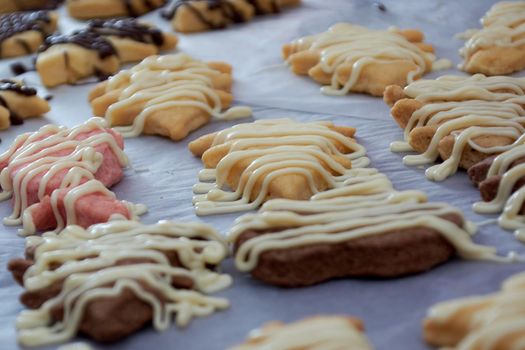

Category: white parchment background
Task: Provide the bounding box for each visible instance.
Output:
[1,1,524,349]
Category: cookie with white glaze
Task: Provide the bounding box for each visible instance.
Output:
[163,0,300,33]
[0,11,58,59]
[36,18,178,87]
[424,272,525,350]
[229,316,372,350]
[7,220,231,346]
[283,23,446,97]
[66,0,166,19]
[384,74,525,182]
[189,118,368,216]
[89,53,251,141]
[0,79,50,130]
[459,1,525,75]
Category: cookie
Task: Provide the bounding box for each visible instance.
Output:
[8,220,231,346]
[384,74,525,181]
[67,0,166,19]
[229,316,372,350]
[0,117,144,235]
[0,79,50,130]
[0,0,63,13]
[229,172,499,287]
[283,23,447,97]
[36,19,178,87]
[458,1,525,75]
[0,10,58,59]
[89,53,252,140]
[424,271,525,350]
[189,118,369,216]
[163,0,301,33]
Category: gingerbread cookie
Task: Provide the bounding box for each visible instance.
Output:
[424,271,525,350]
[36,18,177,87]
[0,79,50,130]
[0,117,145,235]
[458,1,525,75]
[0,0,63,13]
[67,0,166,19]
[8,220,231,346]
[283,23,448,97]
[0,10,58,59]
[90,53,252,140]
[384,74,525,181]
[163,0,301,33]
[229,171,500,287]
[189,118,369,216]
[229,316,372,350]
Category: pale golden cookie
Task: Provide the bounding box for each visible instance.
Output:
[424,272,525,350]
[283,23,442,97]
[0,79,50,130]
[163,0,301,33]
[67,0,166,19]
[459,1,525,75]
[0,0,62,13]
[0,11,58,59]
[89,53,250,140]
[229,316,371,350]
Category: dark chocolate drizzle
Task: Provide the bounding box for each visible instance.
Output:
[13,0,64,11]
[374,1,387,12]
[88,18,165,47]
[0,79,38,126]
[40,30,117,59]
[0,11,53,56]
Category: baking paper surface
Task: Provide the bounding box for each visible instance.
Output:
[0,1,524,349]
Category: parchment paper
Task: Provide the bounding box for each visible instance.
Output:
[0,1,524,349]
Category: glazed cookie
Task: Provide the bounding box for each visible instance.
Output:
[229,172,500,287]
[0,79,50,130]
[0,0,63,13]
[67,0,166,19]
[36,19,178,87]
[0,11,58,59]
[0,118,145,235]
[384,74,525,181]
[8,220,231,346]
[189,118,369,216]
[424,271,525,350]
[458,1,525,75]
[89,53,252,140]
[283,23,448,97]
[229,316,372,350]
[163,0,301,33]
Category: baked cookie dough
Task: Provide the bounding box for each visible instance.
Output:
[384,74,525,181]
[89,53,252,140]
[458,1,525,75]
[0,79,50,130]
[0,10,58,59]
[229,170,500,287]
[0,0,63,13]
[162,0,301,33]
[189,118,368,216]
[283,23,449,97]
[36,18,178,87]
[229,316,372,350]
[0,117,144,235]
[67,0,166,19]
[8,220,231,346]
[424,271,525,350]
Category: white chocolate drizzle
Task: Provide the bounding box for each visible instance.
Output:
[229,316,373,350]
[285,23,439,96]
[424,271,525,350]
[103,53,252,137]
[17,220,231,347]
[391,74,525,181]
[191,119,369,215]
[458,1,525,71]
